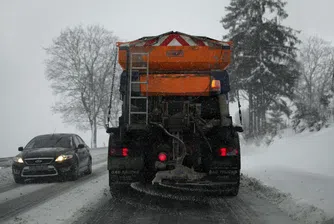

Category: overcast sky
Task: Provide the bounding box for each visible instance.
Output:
[0,0,332,157]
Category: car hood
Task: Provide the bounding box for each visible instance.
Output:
[20,148,73,159]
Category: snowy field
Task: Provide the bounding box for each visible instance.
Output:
[242,125,334,223]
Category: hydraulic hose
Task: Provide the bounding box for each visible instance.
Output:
[191,116,212,153]
[150,122,187,165]
[106,47,118,129]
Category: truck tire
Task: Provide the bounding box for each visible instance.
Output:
[227,183,239,196]
[110,184,122,198]
[110,184,131,199]
[109,171,130,198]
[226,171,240,196]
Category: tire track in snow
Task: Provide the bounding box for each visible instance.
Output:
[74,180,302,224]
[76,184,236,224]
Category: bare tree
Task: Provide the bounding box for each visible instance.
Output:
[293,36,334,131]
[298,36,333,106]
[45,24,119,148]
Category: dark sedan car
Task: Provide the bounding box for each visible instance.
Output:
[12,133,92,183]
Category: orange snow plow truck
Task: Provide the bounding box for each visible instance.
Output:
[106,31,243,196]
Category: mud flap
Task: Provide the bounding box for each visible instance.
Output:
[108,156,144,185]
[109,170,142,184]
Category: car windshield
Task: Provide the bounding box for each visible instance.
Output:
[24,135,71,149]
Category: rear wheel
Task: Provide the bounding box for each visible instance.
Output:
[211,169,240,197]
[109,179,131,199]
[110,184,123,198]
[227,183,239,196]
[84,158,92,175]
[224,171,240,196]
[109,171,133,198]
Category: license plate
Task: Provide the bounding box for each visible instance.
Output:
[110,170,139,174]
[209,170,239,175]
[28,166,48,171]
[119,175,135,181]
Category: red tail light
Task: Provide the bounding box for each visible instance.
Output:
[220,148,227,156]
[122,148,128,157]
[219,147,238,156]
[158,152,167,162]
[109,147,129,157]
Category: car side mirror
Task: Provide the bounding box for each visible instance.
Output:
[234,126,243,133]
[106,127,118,134]
[18,147,23,151]
[78,144,85,149]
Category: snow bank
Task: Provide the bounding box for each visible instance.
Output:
[242,125,334,176]
[0,157,13,168]
[0,167,14,187]
[242,125,334,223]
[241,174,332,224]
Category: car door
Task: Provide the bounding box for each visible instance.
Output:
[72,136,84,168]
[75,135,89,167]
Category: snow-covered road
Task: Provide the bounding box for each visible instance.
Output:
[0,137,332,224]
[0,148,107,196]
[70,181,300,224]
[0,147,300,224]
[0,149,108,223]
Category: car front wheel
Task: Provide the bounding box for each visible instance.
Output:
[69,160,79,181]
[13,175,25,184]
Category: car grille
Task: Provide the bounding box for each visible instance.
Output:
[24,158,54,165]
[21,166,58,177]
[22,169,57,176]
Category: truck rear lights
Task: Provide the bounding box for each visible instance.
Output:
[219,147,238,156]
[158,152,167,162]
[109,147,129,157]
[220,147,227,156]
[122,148,129,157]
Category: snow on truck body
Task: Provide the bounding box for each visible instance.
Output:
[106,31,242,195]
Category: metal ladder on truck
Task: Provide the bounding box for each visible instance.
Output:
[128,52,149,129]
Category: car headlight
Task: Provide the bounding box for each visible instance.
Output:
[55,155,73,162]
[14,157,24,164]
